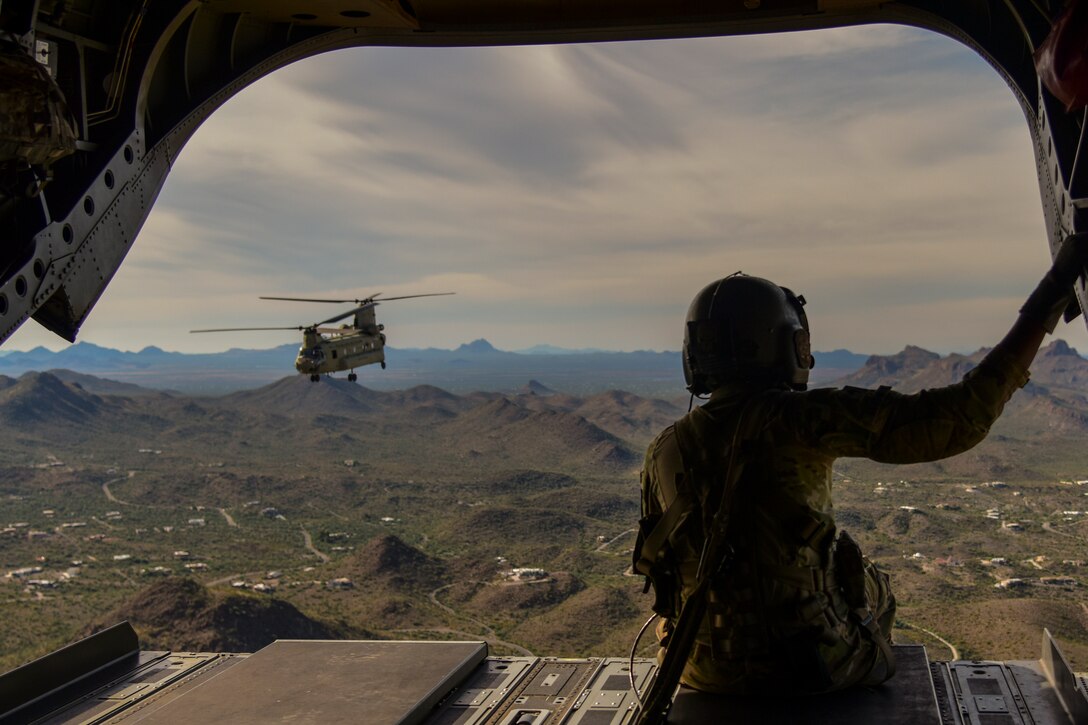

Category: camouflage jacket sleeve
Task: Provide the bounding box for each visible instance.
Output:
[777,348,1030,464]
[641,424,682,515]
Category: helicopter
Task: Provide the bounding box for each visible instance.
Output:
[191,293,454,382]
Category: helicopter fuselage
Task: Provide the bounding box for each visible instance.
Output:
[296,328,386,377]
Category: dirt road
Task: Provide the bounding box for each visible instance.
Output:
[900,621,960,660]
[428,583,533,656]
[300,525,330,563]
[595,528,636,553]
[101,475,130,505]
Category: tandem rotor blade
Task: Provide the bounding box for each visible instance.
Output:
[190,326,307,333]
[371,292,455,302]
[315,307,368,326]
[259,295,379,304]
[259,292,454,305]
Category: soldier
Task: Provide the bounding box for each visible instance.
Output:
[635,234,1088,697]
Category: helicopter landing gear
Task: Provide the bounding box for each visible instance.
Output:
[309,374,319,382]
[348,372,357,382]
[380,361,386,369]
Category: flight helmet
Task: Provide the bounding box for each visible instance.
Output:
[682,272,815,395]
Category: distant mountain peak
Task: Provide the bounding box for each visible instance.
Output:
[861,346,939,372]
[16,370,93,399]
[1042,339,1080,357]
[520,380,556,396]
[456,339,498,353]
[19,369,62,385]
[71,341,109,350]
[900,345,940,358]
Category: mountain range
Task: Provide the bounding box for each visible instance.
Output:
[3,339,1086,474]
[5,340,1088,670]
[0,339,872,396]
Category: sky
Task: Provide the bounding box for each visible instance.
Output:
[8,24,1088,356]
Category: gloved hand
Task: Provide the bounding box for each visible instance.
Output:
[1020,232,1088,332]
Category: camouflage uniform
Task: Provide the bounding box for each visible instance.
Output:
[640,349,1029,694]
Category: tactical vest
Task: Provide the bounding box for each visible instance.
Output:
[635,398,894,692]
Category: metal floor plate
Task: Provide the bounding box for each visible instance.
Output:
[667,645,939,725]
[118,640,487,725]
[11,630,1087,725]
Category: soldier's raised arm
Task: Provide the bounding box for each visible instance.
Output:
[994,231,1088,372]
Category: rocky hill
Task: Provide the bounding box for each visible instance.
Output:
[342,534,448,591]
[86,578,363,653]
[1028,339,1088,390]
[49,369,172,397]
[833,345,944,390]
[219,376,388,417]
[437,398,638,469]
[0,371,118,426]
[0,371,658,478]
[569,390,685,442]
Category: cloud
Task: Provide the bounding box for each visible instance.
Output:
[8,25,1088,358]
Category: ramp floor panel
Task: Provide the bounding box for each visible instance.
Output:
[120,640,487,725]
[14,635,1087,724]
[668,645,939,724]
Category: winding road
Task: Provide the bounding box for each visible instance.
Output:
[428,583,534,656]
[300,525,330,563]
[102,470,243,531]
[101,474,131,505]
[90,515,115,530]
[899,621,960,660]
[1042,520,1085,541]
[595,528,637,553]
